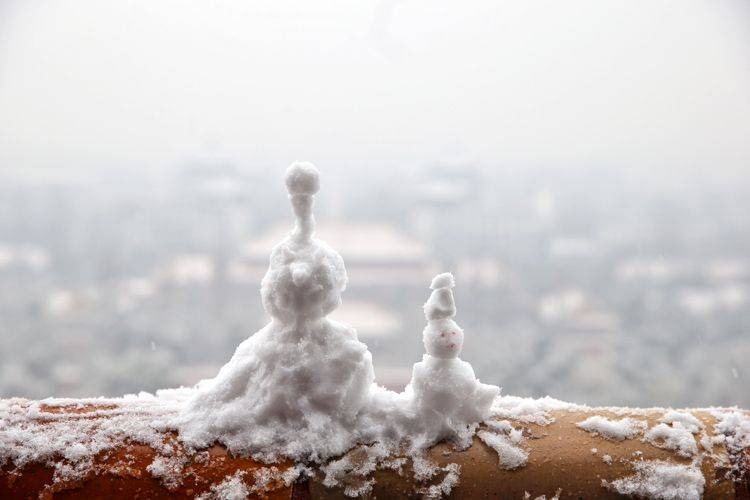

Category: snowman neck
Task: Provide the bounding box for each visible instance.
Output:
[290,193,315,244]
[428,317,458,329]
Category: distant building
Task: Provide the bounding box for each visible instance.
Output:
[330,300,401,340]
[229,221,438,288]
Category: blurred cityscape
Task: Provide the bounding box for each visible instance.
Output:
[0,163,748,408]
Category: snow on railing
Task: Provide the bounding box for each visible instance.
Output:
[1,395,749,498]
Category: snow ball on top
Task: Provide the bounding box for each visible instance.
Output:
[430,272,455,290]
[285,162,320,195]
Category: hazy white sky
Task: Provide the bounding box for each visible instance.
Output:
[1,0,748,178]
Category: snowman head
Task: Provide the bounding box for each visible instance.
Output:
[423,319,464,359]
[260,163,348,324]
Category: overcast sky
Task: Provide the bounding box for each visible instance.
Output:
[1,0,748,179]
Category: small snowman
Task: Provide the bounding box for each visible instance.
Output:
[407,273,500,444]
[422,272,464,359]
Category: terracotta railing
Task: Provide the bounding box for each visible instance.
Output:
[1,398,748,499]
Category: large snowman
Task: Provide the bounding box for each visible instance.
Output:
[176,162,375,462]
[406,272,500,444]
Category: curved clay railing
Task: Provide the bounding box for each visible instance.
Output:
[1,397,748,499]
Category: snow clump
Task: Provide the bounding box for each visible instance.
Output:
[644,422,698,457]
[196,470,249,500]
[490,395,578,426]
[710,409,750,481]
[477,429,528,470]
[576,415,647,441]
[417,462,461,499]
[660,411,702,434]
[604,460,705,500]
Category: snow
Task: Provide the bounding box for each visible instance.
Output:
[196,470,249,500]
[601,454,613,465]
[175,163,499,463]
[486,419,513,433]
[605,460,705,500]
[485,419,523,443]
[321,444,389,497]
[710,409,750,480]
[318,448,459,499]
[0,388,742,498]
[422,272,463,357]
[429,272,455,290]
[0,390,188,473]
[712,410,750,451]
[417,463,461,499]
[285,161,320,195]
[698,433,724,453]
[644,423,698,457]
[490,395,577,426]
[660,411,702,434]
[247,465,310,495]
[576,415,647,441]
[147,454,189,490]
[477,430,528,470]
[523,488,562,500]
[411,455,462,499]
[411,455,440,482]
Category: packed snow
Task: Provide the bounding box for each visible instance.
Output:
[174,163,373,461]
[576,415,647,441]
[604,460,705,500]
[174,163,499,463]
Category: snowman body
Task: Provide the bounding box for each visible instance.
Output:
[410,355,494,421]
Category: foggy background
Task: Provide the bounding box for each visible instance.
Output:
[1,0,749,408]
